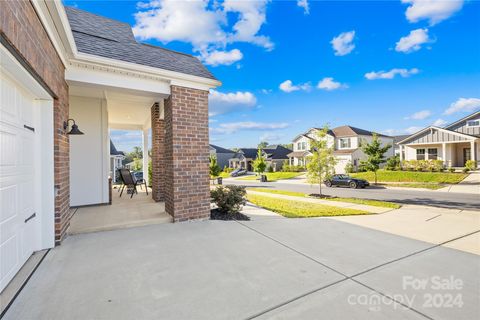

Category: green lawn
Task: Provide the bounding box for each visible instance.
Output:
[247,188,400,209]
[238,172,303,182]
[350,170,467,184]
[379,183,445,190]
[247,194,370,217]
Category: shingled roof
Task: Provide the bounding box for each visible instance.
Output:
[65,7,216,80]
[330,126,390,138]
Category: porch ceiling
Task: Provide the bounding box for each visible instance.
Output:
[69,83,167,130]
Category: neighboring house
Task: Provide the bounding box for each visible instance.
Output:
[209,144,235,169]
[287,126,394,173]
[393,135,410,156]
[0,2,219,292]
[229,146,292,171]
[264,145,293,171]
[229,148,259,171]
[398,111,480,168]
[109,140,125,183]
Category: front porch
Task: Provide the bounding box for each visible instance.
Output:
[401,141,479,168]
[68,186,171,234]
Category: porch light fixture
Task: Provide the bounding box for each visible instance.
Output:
[63,119,84,135]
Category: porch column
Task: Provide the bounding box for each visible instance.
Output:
[399,145,404,161]
[471,141,476,161]
[164,86,210,221]
[442,143,447,167]
[151,102,166,202]
[142,128,149,186]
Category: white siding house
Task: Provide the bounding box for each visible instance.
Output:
[287,126,394,174]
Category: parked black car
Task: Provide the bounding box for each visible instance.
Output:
[324,174,369,189]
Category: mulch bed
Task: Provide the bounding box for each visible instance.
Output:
[210,209,250,221]
[308,194,338,199]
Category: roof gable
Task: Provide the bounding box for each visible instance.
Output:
[398,127,476,145]
[444,111,480,130]
[209,144,234,154]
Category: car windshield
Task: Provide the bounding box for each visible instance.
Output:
[338,175,351,179]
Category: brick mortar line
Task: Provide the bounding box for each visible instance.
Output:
[237,220,479,319]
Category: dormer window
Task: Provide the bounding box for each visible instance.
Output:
[339,138,351,149]
[466,119,480,127]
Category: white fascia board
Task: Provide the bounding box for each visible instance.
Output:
[66,63,171,97]
[73,52,221,91]
[398,126,477,145]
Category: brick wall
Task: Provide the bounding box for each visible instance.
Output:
[164,86,210,221]
[1,0,70,244]
[151,102,166,202]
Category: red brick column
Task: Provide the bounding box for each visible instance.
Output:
[164,86,210,221]
[151,102,166,201]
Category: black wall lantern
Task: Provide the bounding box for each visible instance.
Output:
[64,119,84,135]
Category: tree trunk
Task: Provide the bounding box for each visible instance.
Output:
[319,173,322,196]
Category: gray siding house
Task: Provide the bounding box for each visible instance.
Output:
[209,145,235,169]
[398,111,479,167]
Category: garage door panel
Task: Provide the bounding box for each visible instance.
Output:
[0,235,19,291]
[19,91,35,128]
[19,132,35,168]
[0,128,17,169]
[0,74,20,126]
[0,184,17,244]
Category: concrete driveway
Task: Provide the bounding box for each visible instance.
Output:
[4,218,480,320]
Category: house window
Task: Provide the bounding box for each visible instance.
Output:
[339,138,351,149]
[416,149,425,160]
[301,142,306,150]
[466,120,480,127]
[297,142,302,150]
[428,148,438,160]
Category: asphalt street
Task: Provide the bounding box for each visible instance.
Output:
[225,179,480,211]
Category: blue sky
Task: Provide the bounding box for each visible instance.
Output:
[66,0,480,152]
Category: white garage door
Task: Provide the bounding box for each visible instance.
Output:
[0,70,41,292]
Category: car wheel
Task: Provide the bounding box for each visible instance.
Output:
[325,181,332,187]
[349,181,357,189]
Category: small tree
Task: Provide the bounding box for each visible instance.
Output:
[209,155,222,178]
[360,134,391,184]
[252,148,267,175]
[132,158,142,171]
[306,125,337,196]
[258,141,269,149]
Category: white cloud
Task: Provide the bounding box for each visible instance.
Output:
[260,132,285,142]
[279,80,311,93]
[223,0,273,50]
[365,68,419,80]
[405,126,423,134]
[395,28,432,53]
[297,0,310,15]
[261,89,272,94]
[402,0,464,25]
[331,31,355,56]
[209,90,257,116]
[133,0,226,48]
[133,0,273,67]
[432,118,447,127]
[317,77,347,91]
[211,121,289,134]
[404,110,432,120]
[200,49,243,66]
[444,98,480,115]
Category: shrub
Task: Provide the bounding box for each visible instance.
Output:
[432,160,444,172]
[465,160,476,171]
[282,163,305,172]
[148,160,152,187]
[223,166,234,173]
[344,161,354,174]
[463,167,469,173]
[386,156,400,171]
[268,165,274,173]
[210,185,247,214]
[449,167,455,173]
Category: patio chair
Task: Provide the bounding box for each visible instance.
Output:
[118,169,148,198]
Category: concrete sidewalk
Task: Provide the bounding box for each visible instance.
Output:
[247,190,395,214]
[3,219,479,320]
[437,172,480,194]
[330,205,480,255]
